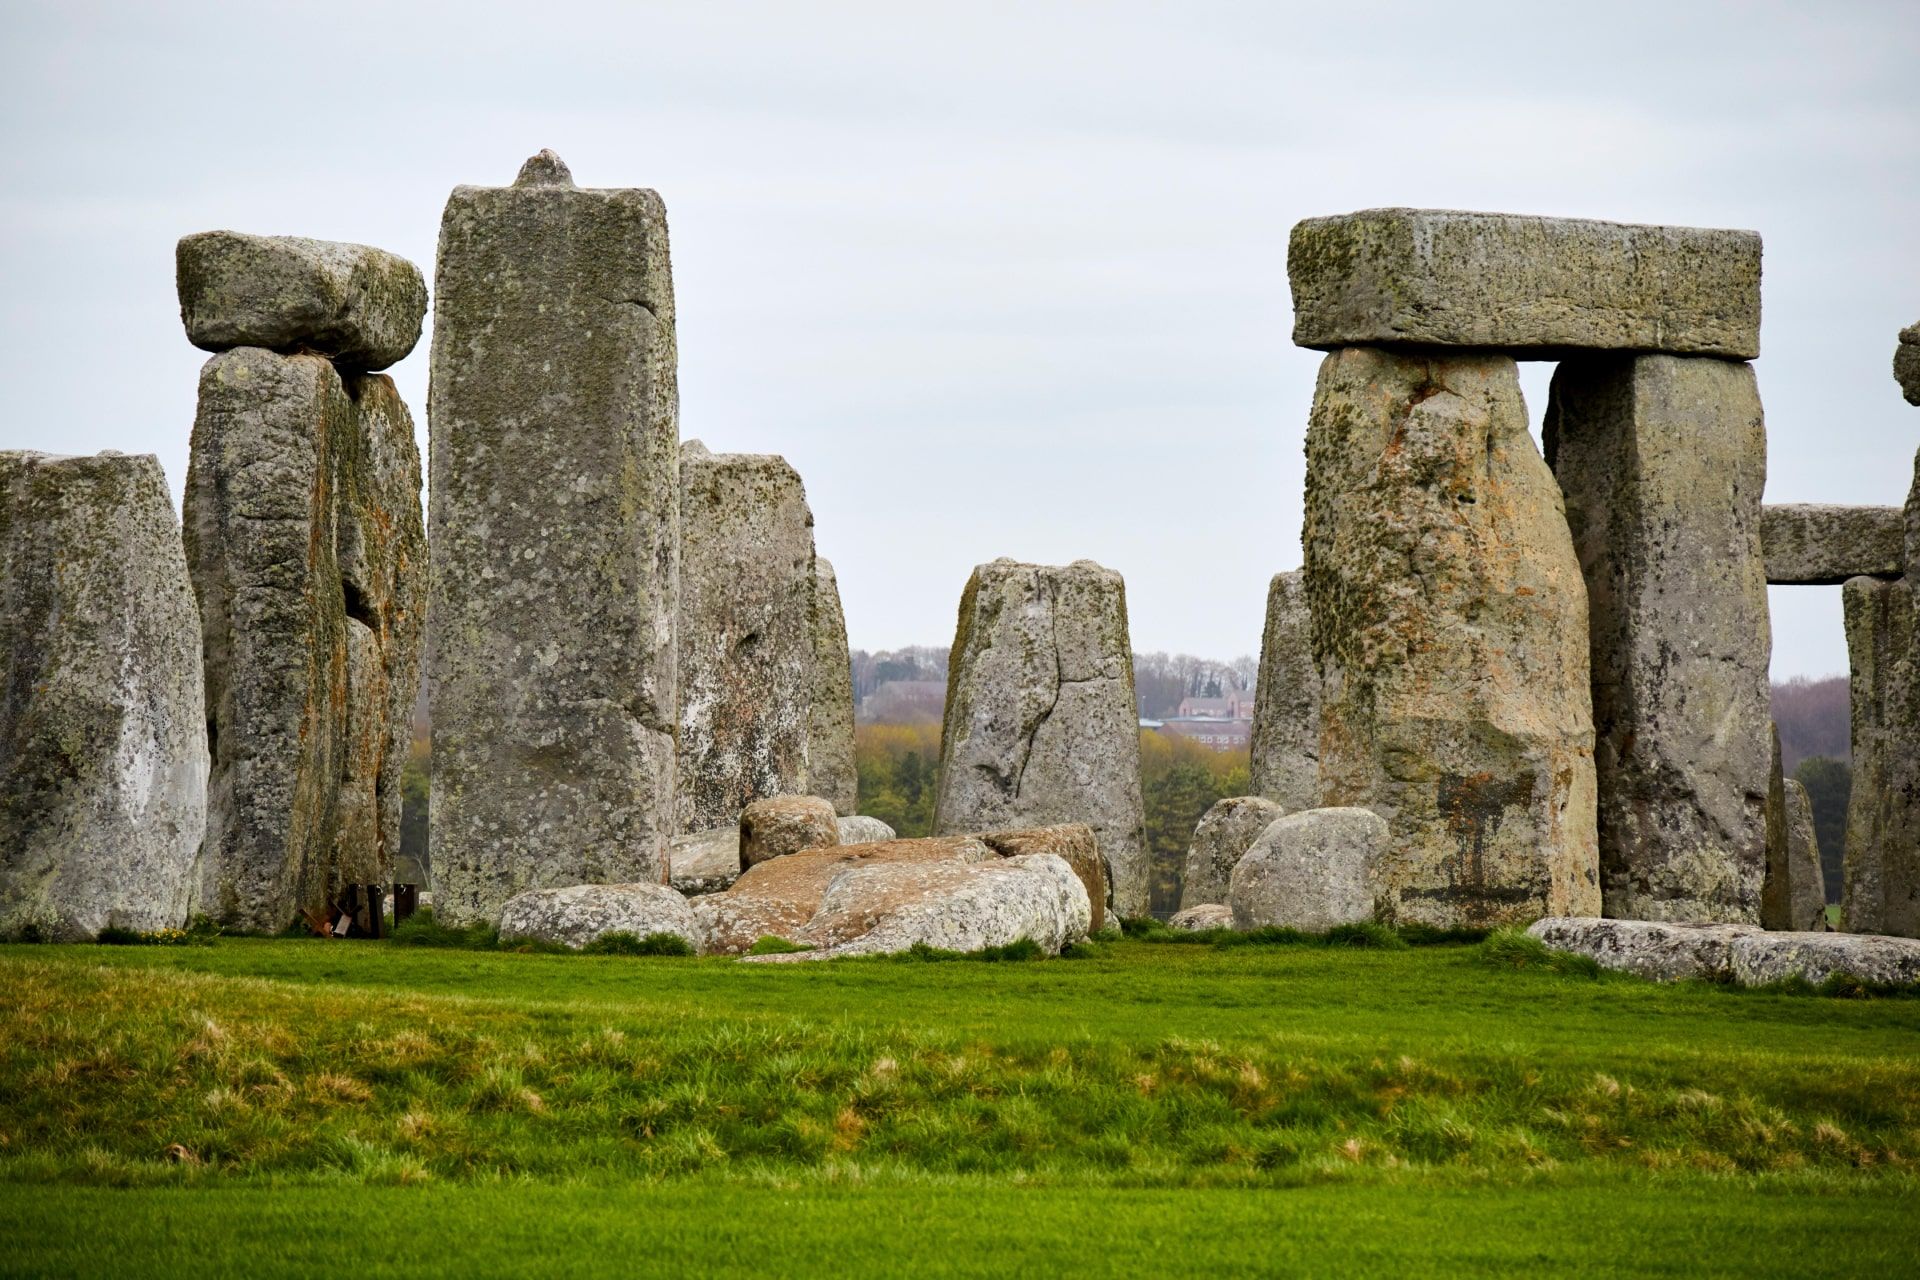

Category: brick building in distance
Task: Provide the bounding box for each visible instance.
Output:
[1146,690,1253,751]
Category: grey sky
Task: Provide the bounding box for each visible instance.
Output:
[3,0,1916,677]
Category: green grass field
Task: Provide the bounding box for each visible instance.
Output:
[2,934,1915,1276]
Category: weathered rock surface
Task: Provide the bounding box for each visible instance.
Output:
[1249,571,1319,811]
[668,827,742,896]
[1305,348,1599,927]
[496,882,703,952]
[933,559,1149,917]
[1527,917,1760,982]
[976,823,1109,932]
[1841,574,1920,938]
[1762,723,1791,930]
[1729,930,1920,987]
[429,153,680,925]
[792,853,1091,959]
[1288,209,1761,358]
[809,557,857,815]
[1546,354,1770,924]
[186,347,425,930]
[677,448,816,833]
[0,452,208,941]
[837,815,897,845]
[1896,322,1920,407]
[739,794,840,867]
[1230,807,1387,932]
[1783,780,1829,932]
[1761,504,1903,585]
[1179,796,1284,910]
[1168,903,1235,932]
[176,232,427,372]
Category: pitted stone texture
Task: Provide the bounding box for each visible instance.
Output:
[1306,348,1599,927]
[976,823,1109,933]
[1249,571,1319,810]
[1288,209,1761,358]
[678,449,816,833]
[1760,504,1902,585]
[1180,796,1284,910]
[497,882,703,952]
[668,827,741,896]
[1729,931,1920,987]
[933,558,1149,918]
[837,815,897,845]
[1897,323,1920,407]
[0,453,207,941]
[176,232,426,372]
[1527,917,1760,982]
[429,153,680,925]
[1841,575,1920,938]
[739,795,840,867]
[1783,780,1829,932]
[1762,723,1791,931]
[1168,903,1235,932]
[1546,355,1770,924]
[785,853,1090,959]
[809,558,858,815]
[186,348,424,931]
[1230,807,1386,932]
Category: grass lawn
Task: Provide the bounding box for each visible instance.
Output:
[2,935,1915,1276]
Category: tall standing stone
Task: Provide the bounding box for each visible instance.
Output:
[1842,573,1920,937]
[676,445,816,833]
[809,556,858,816]
[1545,355,1771,923]
[933,559,1150,918]
[429,152,680,924]
[1304,347,1599,927]
[1249,570,1320,810]
[1782,779,1828,932]
[0,452,208,940]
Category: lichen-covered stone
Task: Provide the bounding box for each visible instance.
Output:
[976,823,1109,933]
[1546,354,1770,924]
[1168,903,1234,932]
[1760,504,1903,585]
[1896,322,1920,407]
[186,348,424,931]
[933,559,1149,917]
[176,232,427,372]
[739,794,840,867]
[428,153,680,925]
[1179,796,1284,910]
[809,557,857,815]
[837,815,897,845]
[677,448,816,833]
[1728,930,1920,987]
[1306,348,1599,927]
[1842,574,1920,938]
[1527,917,1760,982]
[497,882,703,952]
[1288,209,1761,358]
[1230,807,1386,932]
[0,452,207,941]
[668,827,741,896]
[1249,571,1319,810]
[1783,780,1829,932]
[787,853,1090,959]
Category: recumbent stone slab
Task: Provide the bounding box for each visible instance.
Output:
[1761,504,1902,585]
[497,882,704,952]
[1249,571,1320,811]
[1288,209,1761,358]
[0,452,208,941]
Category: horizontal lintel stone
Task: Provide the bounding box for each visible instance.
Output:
[1761,503,1903,585]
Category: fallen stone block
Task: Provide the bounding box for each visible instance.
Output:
[176,231,427,371]
[668,827,742,896]
[975,823,1109,932]
[497,883,704,952]
[740,795,840,868]
[1168,903,1234,932]
[1289,209,1761,358]
[1728,931,1920,987]
[1761,504,1902,584]
[837,816,897,845]
[1230,807,1387,932]
[1180,796,1284,911]
[1249,571,1319,811]
[790,853,1091,959]
[1527,917,1760,982]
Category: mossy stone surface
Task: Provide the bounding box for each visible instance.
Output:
[1249,570,1319,811]
[1760,503,1902,584]
[808,557,858,817]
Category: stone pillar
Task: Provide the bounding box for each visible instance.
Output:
[1545,354,1771,923]
[0,452,208,941]
[1248,570,1320,811]
[1304,348,1599,927]
[933,559,1150,918]
[676,444,816,833]
[179,232,427,932]
[429,151,680,924]
[1842,573,1920,936]
[809,556,858,816]
[1782,780,1828,932]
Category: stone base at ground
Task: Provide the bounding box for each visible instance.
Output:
[496,883,704,952]
[1168,904,1234,932]
[1230,807,1387,932]
[1528,917,1920,987]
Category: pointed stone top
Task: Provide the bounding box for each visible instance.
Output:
[514,150,574,188]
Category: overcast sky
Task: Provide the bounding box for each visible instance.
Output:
[3,1,1916,677]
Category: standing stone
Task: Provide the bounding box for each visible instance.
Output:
[429,152,680,925]
[1896,322,1920,407]
[1841,574,1920,937]
[1249,571,1320,810]
[677,446,816,832]
[933,559,1150,918]
[1762,723,1791,930]
[1545,355,1771,924]
[1783,780,1828,932]
[0,453,207,940]
[808,557,857,816]
[1179,795,1284,910]
[1304,348,1599,927]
